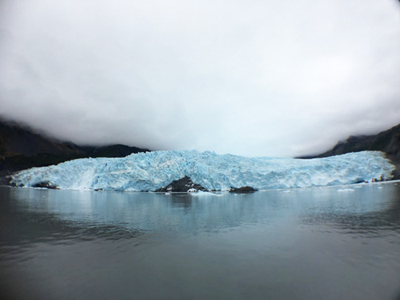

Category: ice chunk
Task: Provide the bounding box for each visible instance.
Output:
[10,150,395,192]
[337,188,355,192]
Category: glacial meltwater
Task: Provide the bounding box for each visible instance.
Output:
[1,183,400,300]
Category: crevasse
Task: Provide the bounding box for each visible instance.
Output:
[10,150,395,191]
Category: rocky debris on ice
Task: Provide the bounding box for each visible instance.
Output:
[229,186,258,193]
[155,176,207,193]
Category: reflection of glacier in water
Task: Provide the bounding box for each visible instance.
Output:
[11,150,395,192]
[1,183,400,300]
[5,182,400,237]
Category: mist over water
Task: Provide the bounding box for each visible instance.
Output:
[1,183,400,300]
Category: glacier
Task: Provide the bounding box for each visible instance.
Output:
[10,150,395,192]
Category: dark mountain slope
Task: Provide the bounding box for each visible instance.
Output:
[314,123,400,161]
[302,123,400,179]
[80,144,148,158]
[0,118,150,176]
[0,120,83,157]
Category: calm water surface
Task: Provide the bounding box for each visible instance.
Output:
[1,183,400,300]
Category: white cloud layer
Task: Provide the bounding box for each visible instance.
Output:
[1,0,400,157]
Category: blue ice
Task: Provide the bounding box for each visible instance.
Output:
[10,150,395,192]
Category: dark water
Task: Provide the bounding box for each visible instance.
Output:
[1,183,400,300]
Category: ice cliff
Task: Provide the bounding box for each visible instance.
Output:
[10,150,395,192]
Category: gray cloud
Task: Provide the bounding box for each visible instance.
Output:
[1,0,400,157]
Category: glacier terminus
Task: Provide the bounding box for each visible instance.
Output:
[10,150,395,192]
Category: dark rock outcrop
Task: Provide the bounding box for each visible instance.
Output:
[155,176,207,193]
[32,181,58,189]
[229,186,258,193]
[0,175,11,186]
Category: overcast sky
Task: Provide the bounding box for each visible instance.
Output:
[0,0,399,157]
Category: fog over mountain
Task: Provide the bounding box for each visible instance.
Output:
[0,117,149,174]
[1,0,400,157]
